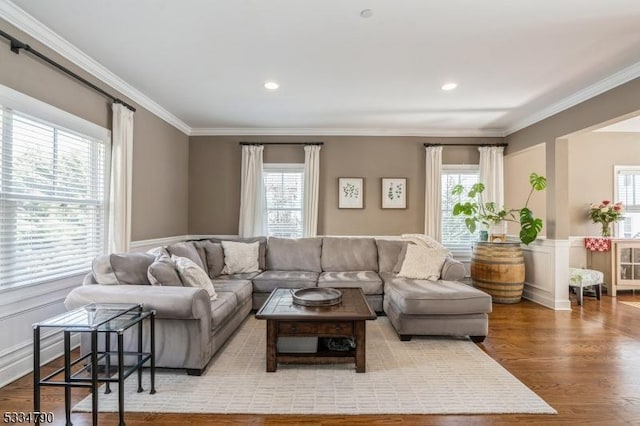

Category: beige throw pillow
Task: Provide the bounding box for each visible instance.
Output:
[171,255,217,300]
[221,241,260,274]
[397,245,448,281]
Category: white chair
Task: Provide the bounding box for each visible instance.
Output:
[569,268,603,306]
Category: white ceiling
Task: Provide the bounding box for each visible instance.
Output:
[5,0,640,136]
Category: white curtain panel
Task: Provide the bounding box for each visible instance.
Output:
[303,145,321,237]
[238,145,265,237]
[108,103,134,253]
[478,146,505,210]
[425,145,443,241]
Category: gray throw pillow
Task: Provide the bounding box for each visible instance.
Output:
[147,254,183,286]
[165,242,206,271]
[92,254,118,285]
[195,241,225,279]
[110,252,155,285]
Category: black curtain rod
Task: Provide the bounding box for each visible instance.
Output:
[239,142,324,146]
[0,29,136,112]
[423,143,508,147]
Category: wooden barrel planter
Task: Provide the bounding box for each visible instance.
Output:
[471,242,525,304]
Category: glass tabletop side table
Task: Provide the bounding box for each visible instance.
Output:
[33,303,156,426]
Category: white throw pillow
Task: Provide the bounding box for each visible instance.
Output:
[397,245,448,281]
[171,255,217,300]
[221,241,260,274]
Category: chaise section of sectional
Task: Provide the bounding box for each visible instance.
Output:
[383,276,492,342]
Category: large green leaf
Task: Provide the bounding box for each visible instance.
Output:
[529,173,547,191]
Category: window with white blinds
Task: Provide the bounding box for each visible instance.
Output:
[263,164,304,238]
[0,95,109,289]
[441,165,479,251]
[615,166,640,238]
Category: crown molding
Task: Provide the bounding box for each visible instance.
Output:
[0,1,192,135]
[189,127,506,138]
[505,60,640,136]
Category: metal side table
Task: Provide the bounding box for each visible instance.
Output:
[33,303,156,426]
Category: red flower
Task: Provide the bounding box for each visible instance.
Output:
[602,200,611,206]
[614,205,622,211]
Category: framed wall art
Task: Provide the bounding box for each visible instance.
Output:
[338,177,364,209]
[382,178,407,209]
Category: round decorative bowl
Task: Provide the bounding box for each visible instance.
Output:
[291,288,342,307]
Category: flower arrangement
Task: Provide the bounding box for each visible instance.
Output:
[588,200,624,237]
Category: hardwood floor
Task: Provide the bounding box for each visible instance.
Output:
[2,292,640,425]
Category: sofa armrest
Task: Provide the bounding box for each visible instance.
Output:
[64,285,211,322]
[441,257,466,281]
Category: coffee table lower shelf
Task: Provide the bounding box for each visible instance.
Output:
[277,349,356,365]
[265,318,367,373]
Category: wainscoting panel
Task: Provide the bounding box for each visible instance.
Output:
[521,239,571,311]
[0,276,83,388]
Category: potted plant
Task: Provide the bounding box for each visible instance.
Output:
[451,173,547,245]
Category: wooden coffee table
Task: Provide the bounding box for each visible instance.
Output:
[255,287,377,373]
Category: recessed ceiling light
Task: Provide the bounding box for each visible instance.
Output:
[264,81,279,90]
[360,9,373,18]
[441,82,458,91]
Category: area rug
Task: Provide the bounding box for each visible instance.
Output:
[619,301,640,309]
[74,317,556,415]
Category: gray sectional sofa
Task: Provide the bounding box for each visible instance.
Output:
[65,236,492,375]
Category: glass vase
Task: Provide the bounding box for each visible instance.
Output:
[601,223,611,238]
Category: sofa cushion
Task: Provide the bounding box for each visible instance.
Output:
[210,237,267,270]
[397,245,448,281]
[266,237,322,272]
[172,255,217,299]
[147,254,182,286]
[385,277,492,315]
[195,241,225,279]
[215,272,261,281]
[321,237,378,272]
[318,271,383,295]
[376,239,410,273]
[92,255,118,285]
[210,292,237,331]
[166,242,206,271]
[109,252,155,285]
[211,279,253,306]
[252,270,319,293]
[221,241,260,274]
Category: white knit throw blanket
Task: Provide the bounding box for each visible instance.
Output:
[400,233,452,256]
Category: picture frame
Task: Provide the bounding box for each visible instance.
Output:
[338,177,364,209]
[381,178,407,209]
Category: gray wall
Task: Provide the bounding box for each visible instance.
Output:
[505,77,640,239]
[0,18,189,241]
[189,135,500,236]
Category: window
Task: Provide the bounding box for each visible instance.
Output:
[1,86,109,289]
[263,164,304,238]
[615,166,640,238]
[441,165,479,250]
